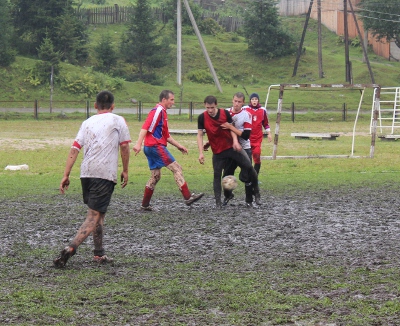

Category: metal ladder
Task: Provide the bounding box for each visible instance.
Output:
[370,87,400,134]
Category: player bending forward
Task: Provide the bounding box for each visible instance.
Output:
[54,90,131,268]
[197,95,261,208]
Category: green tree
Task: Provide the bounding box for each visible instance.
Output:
[243,0,295,58]
[161,0,204,34]
[121,0,171,81]
[10,0,88,63]
[35,35,62,84]
[94,33,118,74]
[54,12,89,64]
[0,0,16,66]
[359,0,400,48]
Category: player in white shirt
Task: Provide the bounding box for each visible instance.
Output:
[221,92,260,208]
[54,90,131,267]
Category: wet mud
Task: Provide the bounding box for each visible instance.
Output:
[1,184,400,324]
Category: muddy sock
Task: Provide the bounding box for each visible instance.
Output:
[180,182,191,200]
[254,163,261,175]
[142,186,154,207]
[93,249,105,257]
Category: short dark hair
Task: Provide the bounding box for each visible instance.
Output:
[233,92,245,102]
[159,90,174,102]
[96,90,114,110]
[204,95,217,105]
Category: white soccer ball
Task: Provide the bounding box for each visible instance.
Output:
[222,175,238,191]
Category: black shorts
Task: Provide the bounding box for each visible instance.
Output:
[81,178,116,213]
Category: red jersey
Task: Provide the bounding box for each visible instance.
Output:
[244,105,270,145]
[142,104,170,147]
[198,109,233,154]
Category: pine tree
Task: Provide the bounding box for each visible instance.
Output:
[121,0,171,81]
[243,0,295,58]
[94,33,118,74]
[10,0,88,63]
[0,0,16,66]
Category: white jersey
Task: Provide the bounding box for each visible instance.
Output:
[226,107,252,150]
[73,112,131,183]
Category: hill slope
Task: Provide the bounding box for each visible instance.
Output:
[1,16,399,106]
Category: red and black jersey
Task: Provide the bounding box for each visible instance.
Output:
[198,109,233,154]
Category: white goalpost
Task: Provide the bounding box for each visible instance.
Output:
[262,83,381,160]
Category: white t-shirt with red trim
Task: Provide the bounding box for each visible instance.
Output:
[72,112,131,183]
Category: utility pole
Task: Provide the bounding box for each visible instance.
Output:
[344,0,351,82]
[317,0,323,78]
[292,0,314,77]
[348,0,375,83]
[179,0,222,93]
[177,0,182,85]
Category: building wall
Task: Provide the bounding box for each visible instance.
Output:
[279,0,396,61]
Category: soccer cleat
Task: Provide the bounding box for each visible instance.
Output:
[53,246,76,268]
[222,193,234,206]
[254,193,261,206]
[93,255,113,264]
[140,205,153,211]
[246,202,254,208]
[184,193,204,206]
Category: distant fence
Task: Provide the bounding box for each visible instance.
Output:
[74,5,243,32]
[0,99,368,123]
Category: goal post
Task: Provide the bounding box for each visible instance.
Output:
[263,83,381,160]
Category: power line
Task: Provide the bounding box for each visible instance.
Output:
[356,14,400,23]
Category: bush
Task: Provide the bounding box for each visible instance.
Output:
[187,69,214,84]
[199,18,224,36]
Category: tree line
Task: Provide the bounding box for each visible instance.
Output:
[0,0,397,92]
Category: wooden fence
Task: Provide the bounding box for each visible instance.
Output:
[74,5,243,32]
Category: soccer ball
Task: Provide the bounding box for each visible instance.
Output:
[221,175,238,191]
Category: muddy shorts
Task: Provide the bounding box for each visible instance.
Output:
[81,178,116,213]
[144,145,176,170]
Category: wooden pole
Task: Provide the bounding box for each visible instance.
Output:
[182,0,222,93]
[344,0,351,82]
[177,0,182,85]
[272,84,284,160]
[292,0,314,77]
[50,65,53,114]
[317,0,323,78]
[348,0,375,84]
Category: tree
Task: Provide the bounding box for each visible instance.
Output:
[10,0,88,63]
[359,0,400,48]
[121,0,171,81]
[0,0,16,66]
[36,35,62,83]
[94,33,118,74]
[243,0,295,58]
[54,11,89,64]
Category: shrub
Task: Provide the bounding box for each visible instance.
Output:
[187,69,214,84]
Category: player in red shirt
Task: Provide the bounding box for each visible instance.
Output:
[133,90,203,210]
[197,95,261,208]
[244,93,272,175]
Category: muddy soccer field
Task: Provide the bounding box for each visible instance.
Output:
[1,183,400,325]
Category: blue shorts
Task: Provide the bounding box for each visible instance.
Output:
[144,145,176,170]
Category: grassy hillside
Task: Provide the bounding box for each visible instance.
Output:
[1,15,399,108]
